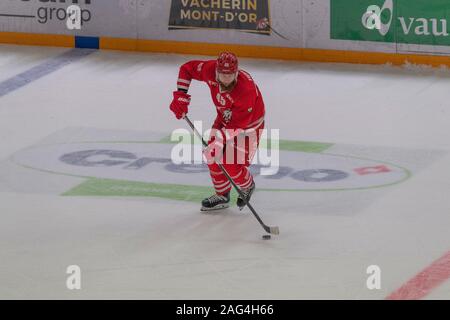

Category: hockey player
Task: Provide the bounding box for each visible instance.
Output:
[169,52,265,211]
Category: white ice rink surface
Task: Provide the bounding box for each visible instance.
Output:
[0,44,449,299]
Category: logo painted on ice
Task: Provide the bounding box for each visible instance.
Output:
[362,0,393,36]
[11,142,411,192]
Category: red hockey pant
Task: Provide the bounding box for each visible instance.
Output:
[206,124,264,195]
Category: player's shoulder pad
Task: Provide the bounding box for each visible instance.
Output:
[239,69,254,83]
[236,69,258,99]
[202,60,217,71]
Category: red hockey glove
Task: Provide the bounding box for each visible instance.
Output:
[170,90,191,120]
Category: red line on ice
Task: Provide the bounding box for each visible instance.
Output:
[386,250,450,300]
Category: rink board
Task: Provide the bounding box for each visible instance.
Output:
[1,1,450,66]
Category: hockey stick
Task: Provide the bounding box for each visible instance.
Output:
[184,115,280,235]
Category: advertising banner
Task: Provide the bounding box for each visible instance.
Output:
[331,0,450,46]
[168,0,271,35]
[0,0,137,38]
[138,0,300,48]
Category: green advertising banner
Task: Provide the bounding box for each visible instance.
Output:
[331,0,450,46]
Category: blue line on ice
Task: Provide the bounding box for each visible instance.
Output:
[0,48,95,98]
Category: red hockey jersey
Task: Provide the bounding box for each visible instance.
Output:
[177,60,265,131]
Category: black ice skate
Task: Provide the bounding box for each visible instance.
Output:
[237,181,255,210]
[201,192,230,211]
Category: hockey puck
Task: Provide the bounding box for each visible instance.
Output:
[262,235,271,240]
